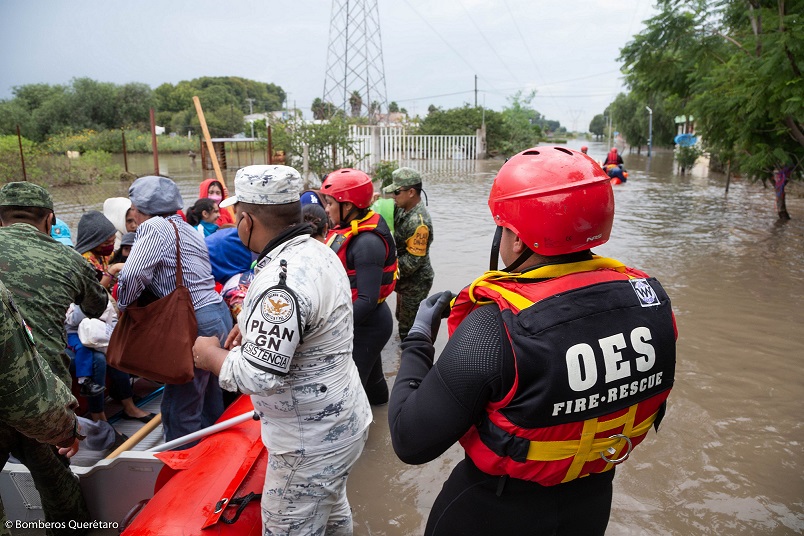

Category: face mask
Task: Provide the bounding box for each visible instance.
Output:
[237,213,256,253]
[208,194,223,203]
[98,244,115,256]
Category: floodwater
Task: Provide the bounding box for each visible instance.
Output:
[48,141,804,535]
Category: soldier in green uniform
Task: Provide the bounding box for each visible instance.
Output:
[0,279,84,535]
[382,167,435,340]
[0,182,107,535]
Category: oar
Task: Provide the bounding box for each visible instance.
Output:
[146,411,259,453]
[105,413,163,460]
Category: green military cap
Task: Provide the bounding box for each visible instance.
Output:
[0,182,54,210]
[382,167,423,193]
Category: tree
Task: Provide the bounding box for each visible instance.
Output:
[369,100,381,117]
[620,0,804,219]
[589,114,606,139]
[417,104,508,155]
[388,101,400,113]
[69,77,119,130]
[311,98,326,120]
[349,91,363,117]
[190,105,244,138]
[270,114,362,181]
[116,82,153,128]
[500,91,543,155]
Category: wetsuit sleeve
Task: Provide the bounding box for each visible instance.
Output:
[348,232,386,325]
[388,304,507,464]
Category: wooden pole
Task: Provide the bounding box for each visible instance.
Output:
[193,96,234,219]
[121,128,129,172]
[105,413,163,460]
[725,160,731,194]
[149,108,159,175]
[267,125,273,164]
[16,125,27,181]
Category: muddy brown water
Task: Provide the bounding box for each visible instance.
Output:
[44,142,804,535]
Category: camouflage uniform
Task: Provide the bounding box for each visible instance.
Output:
[0,183,108,387]
[0,182,101,535]
[382,169,435,339]
[0,279,87,536]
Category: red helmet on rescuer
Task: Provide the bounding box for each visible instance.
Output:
[488,146,614,257]
[320,168,374,209]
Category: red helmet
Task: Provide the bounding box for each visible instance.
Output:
[488,146,614,256]
[319,168,374,209]
[580,145,588,153]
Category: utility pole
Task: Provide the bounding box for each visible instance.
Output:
[646,105,653,157]
[474,75,478,108]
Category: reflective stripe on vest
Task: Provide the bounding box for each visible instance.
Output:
[326,211,398,303]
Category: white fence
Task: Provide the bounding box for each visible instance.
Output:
[345,126,480,172]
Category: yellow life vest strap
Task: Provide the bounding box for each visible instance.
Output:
[467,256,629,307]
[519,407,659,482]
[349,211,376,235]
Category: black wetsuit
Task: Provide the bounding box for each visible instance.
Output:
[389,305,614,535]
[348,231,393,405]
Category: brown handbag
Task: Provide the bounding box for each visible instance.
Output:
[107,220,198,384]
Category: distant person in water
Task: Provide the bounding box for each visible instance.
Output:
[602,147,627,183]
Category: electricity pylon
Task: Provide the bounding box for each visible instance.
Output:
[323,0,388,122]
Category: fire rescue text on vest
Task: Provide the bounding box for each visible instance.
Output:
[553,326,664,416]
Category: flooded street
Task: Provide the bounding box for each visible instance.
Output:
[50,142,804,535]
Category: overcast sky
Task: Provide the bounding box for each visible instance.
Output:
[0,0,657,131]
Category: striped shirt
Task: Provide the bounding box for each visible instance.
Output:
[117,214,221,311]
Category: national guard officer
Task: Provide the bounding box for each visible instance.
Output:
[382,167,434,340]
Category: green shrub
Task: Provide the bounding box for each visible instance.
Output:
[42,129,197,155]
[372,160,398,189]
[0,135,123,186]
[676,145,702,172]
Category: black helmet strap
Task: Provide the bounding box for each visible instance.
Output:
[489,225,533,272]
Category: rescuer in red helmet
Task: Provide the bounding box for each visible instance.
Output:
[388,147,677,535]
[580,145,588,154]
[320,168,398,405]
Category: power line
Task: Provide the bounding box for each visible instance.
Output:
[400,0,500,94]
[501,0,566,118]
[455,0,520,85]
[394,89,475,103]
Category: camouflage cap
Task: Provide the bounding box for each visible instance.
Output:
[382,167,423,193]
[220,165,302,208]
[0,182,54,210]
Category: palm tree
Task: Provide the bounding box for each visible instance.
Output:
[349,91,363,117]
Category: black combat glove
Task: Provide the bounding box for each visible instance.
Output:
[407,291,455,342]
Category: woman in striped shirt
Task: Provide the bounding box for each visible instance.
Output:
[117,175,234,445]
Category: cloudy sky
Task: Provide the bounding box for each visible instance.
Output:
[0,0,657,131]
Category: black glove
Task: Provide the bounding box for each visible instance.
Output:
[407,291,455,342]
